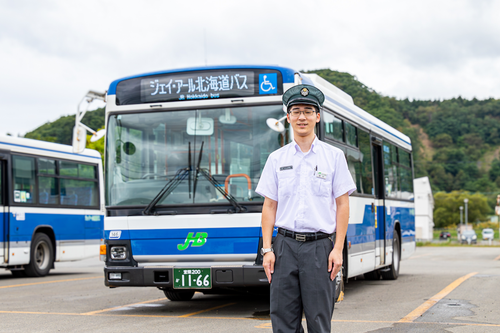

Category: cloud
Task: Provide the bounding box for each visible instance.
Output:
[1,0,499,136]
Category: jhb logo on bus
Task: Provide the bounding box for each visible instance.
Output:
[177,232,208,251]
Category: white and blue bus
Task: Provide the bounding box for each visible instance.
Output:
[0,136,104,277]
[102,65,415,301]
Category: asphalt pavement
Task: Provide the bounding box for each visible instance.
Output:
[0,246,499,332]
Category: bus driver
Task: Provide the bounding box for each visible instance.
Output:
[256,84,356,332]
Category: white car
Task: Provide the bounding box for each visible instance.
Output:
[482,228,494,240]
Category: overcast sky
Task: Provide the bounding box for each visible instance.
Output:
[1,0,499,137]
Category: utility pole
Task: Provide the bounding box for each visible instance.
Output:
[459,206,463,228]
[464,198,469,228]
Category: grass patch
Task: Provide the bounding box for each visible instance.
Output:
[417,241,500,247]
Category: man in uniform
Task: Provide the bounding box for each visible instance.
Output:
[256,84,356,333]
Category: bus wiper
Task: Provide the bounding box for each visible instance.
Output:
[191,141,246,213]
[198,168,247,213]
[142,167,189,216]
[143,142,194,215]
[192,141,204,203]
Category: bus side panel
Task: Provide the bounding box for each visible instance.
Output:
[346,197,376,277]
[384,200,415,261]
[8,208,104,264]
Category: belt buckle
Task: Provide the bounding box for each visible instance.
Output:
[295,233,307,242]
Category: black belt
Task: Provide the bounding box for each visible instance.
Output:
[278,228,334,242]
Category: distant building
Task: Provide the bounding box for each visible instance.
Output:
[414,177,434,241]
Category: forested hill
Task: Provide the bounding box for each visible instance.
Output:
[24,69,500,198]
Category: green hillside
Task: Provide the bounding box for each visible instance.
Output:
[24,108,106,145]
[25,69,500,225]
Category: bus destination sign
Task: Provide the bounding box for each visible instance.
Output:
[115,69,282,105]
[141,71,255,103]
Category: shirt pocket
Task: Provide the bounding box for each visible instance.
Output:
[312,177,332,197]
[277,171,294,199]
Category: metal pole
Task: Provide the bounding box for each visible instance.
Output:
[464,198,469,227]
[459,206,463,228]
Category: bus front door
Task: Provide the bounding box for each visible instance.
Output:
[372,140,386,266]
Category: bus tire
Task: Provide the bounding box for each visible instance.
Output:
[381,232,400,280]
[163,290,195,301]
[24,233,54,277]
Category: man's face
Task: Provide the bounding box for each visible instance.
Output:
[287,104,320,138]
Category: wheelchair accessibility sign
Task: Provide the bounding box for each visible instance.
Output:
[259,73,277,95]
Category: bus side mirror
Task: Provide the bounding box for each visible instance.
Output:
[72,125,87,153]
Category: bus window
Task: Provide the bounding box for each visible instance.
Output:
[106,105,289,206]
[358,130,374,195]
[383,142,400,199]
[345,122,357,147]
[60,179,98,207]
[60,161,79,177]
[399,150,413,199]
[13,155,36,204]
[39,177,58,205]
[346,149,361,193]
[38,158,56,175]
[323,112,344,142]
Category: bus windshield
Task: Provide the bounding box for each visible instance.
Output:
[106,105,290,207]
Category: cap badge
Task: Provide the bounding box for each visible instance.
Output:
[300,87,309,97]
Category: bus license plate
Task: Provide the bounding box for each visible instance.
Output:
[173,268,212,289]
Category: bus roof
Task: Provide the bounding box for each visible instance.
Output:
[0,135,102,161]
[106,65,411,150]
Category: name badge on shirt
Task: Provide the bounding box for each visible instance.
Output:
[280,165,293,171]
[316,171,327,179]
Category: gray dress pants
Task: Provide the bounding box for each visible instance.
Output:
[270,233,336,333]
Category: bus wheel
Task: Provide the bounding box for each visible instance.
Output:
[163,290,195,301]
[381,232,400,280]
[24,233,54,277]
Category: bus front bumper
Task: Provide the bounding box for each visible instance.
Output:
[104,265,269,288]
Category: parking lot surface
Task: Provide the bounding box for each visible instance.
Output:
[1,246,499,332]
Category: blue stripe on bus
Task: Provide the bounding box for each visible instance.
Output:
[107,65,296,95]
[106,227,260,240]
[346,205,415,246]
[347,204,376,245]
[131,238,258,256]
[7,212,104,243]
[0,212,6,242]
[0,141,101,160]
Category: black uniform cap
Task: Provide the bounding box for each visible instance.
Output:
[282,84,325,111]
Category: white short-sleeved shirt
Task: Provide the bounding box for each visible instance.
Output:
[256,136,356,234]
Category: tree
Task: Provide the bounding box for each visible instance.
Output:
[433,191,491,228]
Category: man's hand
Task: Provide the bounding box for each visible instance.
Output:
[263,251,275,283]
[328,248,342,281]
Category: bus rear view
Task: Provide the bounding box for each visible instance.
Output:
[103,67,294,300]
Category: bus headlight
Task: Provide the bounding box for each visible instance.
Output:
[110,246,127,260]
